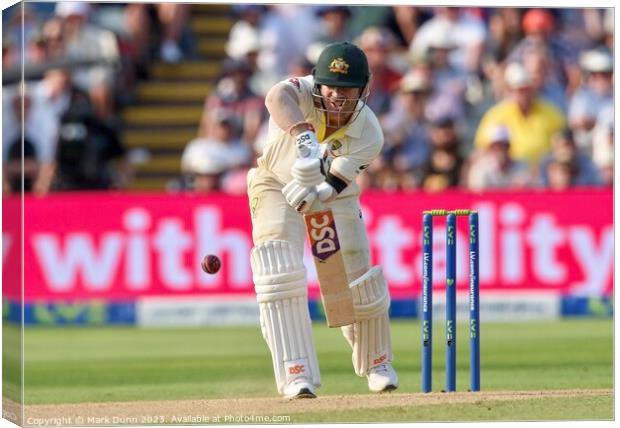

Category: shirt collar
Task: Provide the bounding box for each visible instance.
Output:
[318,103,367,141]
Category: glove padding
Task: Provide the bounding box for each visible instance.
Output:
[282,180,317,214]
[295,130,321,159]
[291,158,324,187]
[316,181,336,203]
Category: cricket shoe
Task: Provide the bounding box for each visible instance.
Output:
[367,363,399,393]
[283,379,317,400]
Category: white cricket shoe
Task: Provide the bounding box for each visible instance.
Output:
[282,379,317,399]
[367,363,399,392]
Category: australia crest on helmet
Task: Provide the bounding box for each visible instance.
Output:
[328,57,349,74]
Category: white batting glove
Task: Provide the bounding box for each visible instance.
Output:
[316,181,336,203]
[291,158,324,187]
[295,130,321,159]
[282,180,317,214]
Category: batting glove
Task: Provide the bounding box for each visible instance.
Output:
[295,130,321,159]
[282,180,317,214]
[291,158,325,188]
[316,181,336,203]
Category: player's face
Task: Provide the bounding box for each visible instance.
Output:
[319,85,361,113]
[318,84,362,128]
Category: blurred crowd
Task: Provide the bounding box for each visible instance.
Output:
[2,1,191,193]
[2,4,614,196]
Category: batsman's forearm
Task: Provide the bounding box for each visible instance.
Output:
[265,83,308,134]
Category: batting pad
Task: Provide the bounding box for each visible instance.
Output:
[341,266,393,376]
[250,240,321,394]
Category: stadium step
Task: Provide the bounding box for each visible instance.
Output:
[196,38,228,57]
[120,3,233,190]
[122,127,197,150]
[122,105,203,126]
[149,61,221,80]
[127,177,174,191]
[134,154,183,174]
[136,81,214,102]
[190,17,233,34]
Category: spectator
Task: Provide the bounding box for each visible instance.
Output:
[557,9,609,52]
[474,62,565,167]
[419,115,464,192]
[381,69,432,184]
[225,5,269,94]
[522,44,568,113]
[538,129,601,187]
[226,4,265,61]
[3,3,43,64]
[181,110,251,193]
[260,5,319,82]
[52,91,126,191]
[199,57,264,146]
[389,6,432,47]
[602,9,613,51]
[123,3,190,64]
[506,8,581,96]
[466,125,532,190]
[410,7,486,74]
[287,57,314,78]
[422,23,468,124]
[2,85,58,195]
[3,38,18,69]
[26,32,49,65]
[483,8,523,65]
[481,8,523,102]
[591,120,613,187]
[306,6,354,62]
[180,142,229,193]
[357,27,402,115]
[315,6,354,44]
[41,17,65,59]
[55,2,120,120]
[568,48,613,152]
[545,158,573,190]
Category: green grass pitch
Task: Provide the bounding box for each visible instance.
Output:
[3,319,613,422]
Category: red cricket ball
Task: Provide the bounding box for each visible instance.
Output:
[201,254,221,274]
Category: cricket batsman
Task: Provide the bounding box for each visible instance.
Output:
[247,42,398,399]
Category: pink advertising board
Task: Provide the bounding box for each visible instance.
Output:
[2,189,612,302]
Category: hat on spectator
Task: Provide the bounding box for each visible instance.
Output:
[580,49,613,73]
[55,2,90,18]
[522,8,554,34]
[429,112,456,128]
[181,140,229,175]
[487,125,511,145]
[357,27,393,50]
[226,29,260,58]
[399,70,431,93]
[504,62,532,89]
[428,22,457,51]
[316,6,351,18]
[222,57,253,74]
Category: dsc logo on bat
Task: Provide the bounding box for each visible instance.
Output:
[305,210,341,261]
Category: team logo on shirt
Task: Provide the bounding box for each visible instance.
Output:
[330,140,342,151]
[328,57,349,74]
[288,78,301,91]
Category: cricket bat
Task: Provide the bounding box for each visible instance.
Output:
[304,208,355,327]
